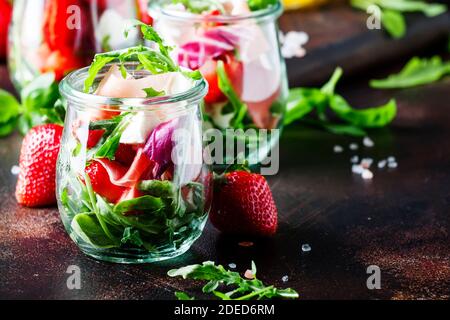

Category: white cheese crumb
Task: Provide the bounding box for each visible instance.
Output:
[349,143,359,150]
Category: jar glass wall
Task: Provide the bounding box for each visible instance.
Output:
[57,63,211,263]
[8,0,142,90]
[151,1,288,166]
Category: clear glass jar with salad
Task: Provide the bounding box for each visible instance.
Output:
[151,0,288,165]
[57,23,211,263]
[8,0,150,90]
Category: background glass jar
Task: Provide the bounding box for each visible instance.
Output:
[8,0,147,90]
[151,1,288,166]
[57,63,211,263]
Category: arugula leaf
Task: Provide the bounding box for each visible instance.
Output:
[217,60,248,128]
[381,9,406,38]
[329,95,396,128]
[351,0,447,38]
[84,55,116,93]
[168,261,299,300]
[0,89,20,137]
[175,292,195,300]
[143,87,166,97]
[94,113,132,159]
[172,0,225,14]
[370,56,450,89]
[247,0,277,11]
[138,180,175,198]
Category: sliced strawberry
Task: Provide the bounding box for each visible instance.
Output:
[200,53,243,104]
[114,143,137,166]
[15,124,64,207]
[85,160,127,203]
[39,46,84,81]
[87,129,104,149]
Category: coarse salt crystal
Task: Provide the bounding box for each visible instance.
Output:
[282,275,289,283]
[387,156,396,163]
[377,160,387,169]
[228,263,237,269]
[352,164,364,174]
[301,244,311,252]
[361,158,373,168]
[333,145,343,153]
[362,169,373,180]
[351,155,359,163]
[244,270,255,279]
[388,161,398,168]
[349,143,358,150]
[363,137,374,147]
[11,165,20,175]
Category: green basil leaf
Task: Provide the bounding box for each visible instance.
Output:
[284,88,324,125]
[71,213,118,248]
[0,89,20,124]
[21,73,59,111]
[370,56,450,89]
[0,118,18,137]
[114,195,165,214]
[329,95,397,128]
[138,180,175,198]
[381,9,406,38]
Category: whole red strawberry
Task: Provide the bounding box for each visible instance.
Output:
[15,124,63,207]
[210,171,278,236]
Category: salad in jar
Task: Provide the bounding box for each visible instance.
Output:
[57,22,211,263]
[151,0,288,165]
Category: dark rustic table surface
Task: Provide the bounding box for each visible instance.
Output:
[1,3,450,300]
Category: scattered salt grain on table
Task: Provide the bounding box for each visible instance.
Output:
[228,263,237,269]
[349,143,358,150]
[361,169,373,180]
[244,270,255,279]
[388,161,398,169]
[301,244,311,252]
[282,275,289,283]
[361,158,373,168]
[387,156,396,163]
[363,137,374,148]
[352,164,364,174]
[333,145,343,153]
[350,155,359,163]
[10,165,20,175]
[377,160,387,169]
[280,31,309,59]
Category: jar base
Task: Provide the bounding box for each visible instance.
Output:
[77,242,193,264]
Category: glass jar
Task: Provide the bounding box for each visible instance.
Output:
[57,62,211,263]
[151,1,288,166]
[8,0,144,90]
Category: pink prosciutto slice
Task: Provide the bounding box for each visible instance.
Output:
[245,86,281,129]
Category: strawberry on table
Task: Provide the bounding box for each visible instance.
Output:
[0,0,12,60]
[15,124,63,207]
[210,170,278,237]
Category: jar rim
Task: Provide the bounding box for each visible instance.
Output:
[59,63,208,112]
[152,1,283,23]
